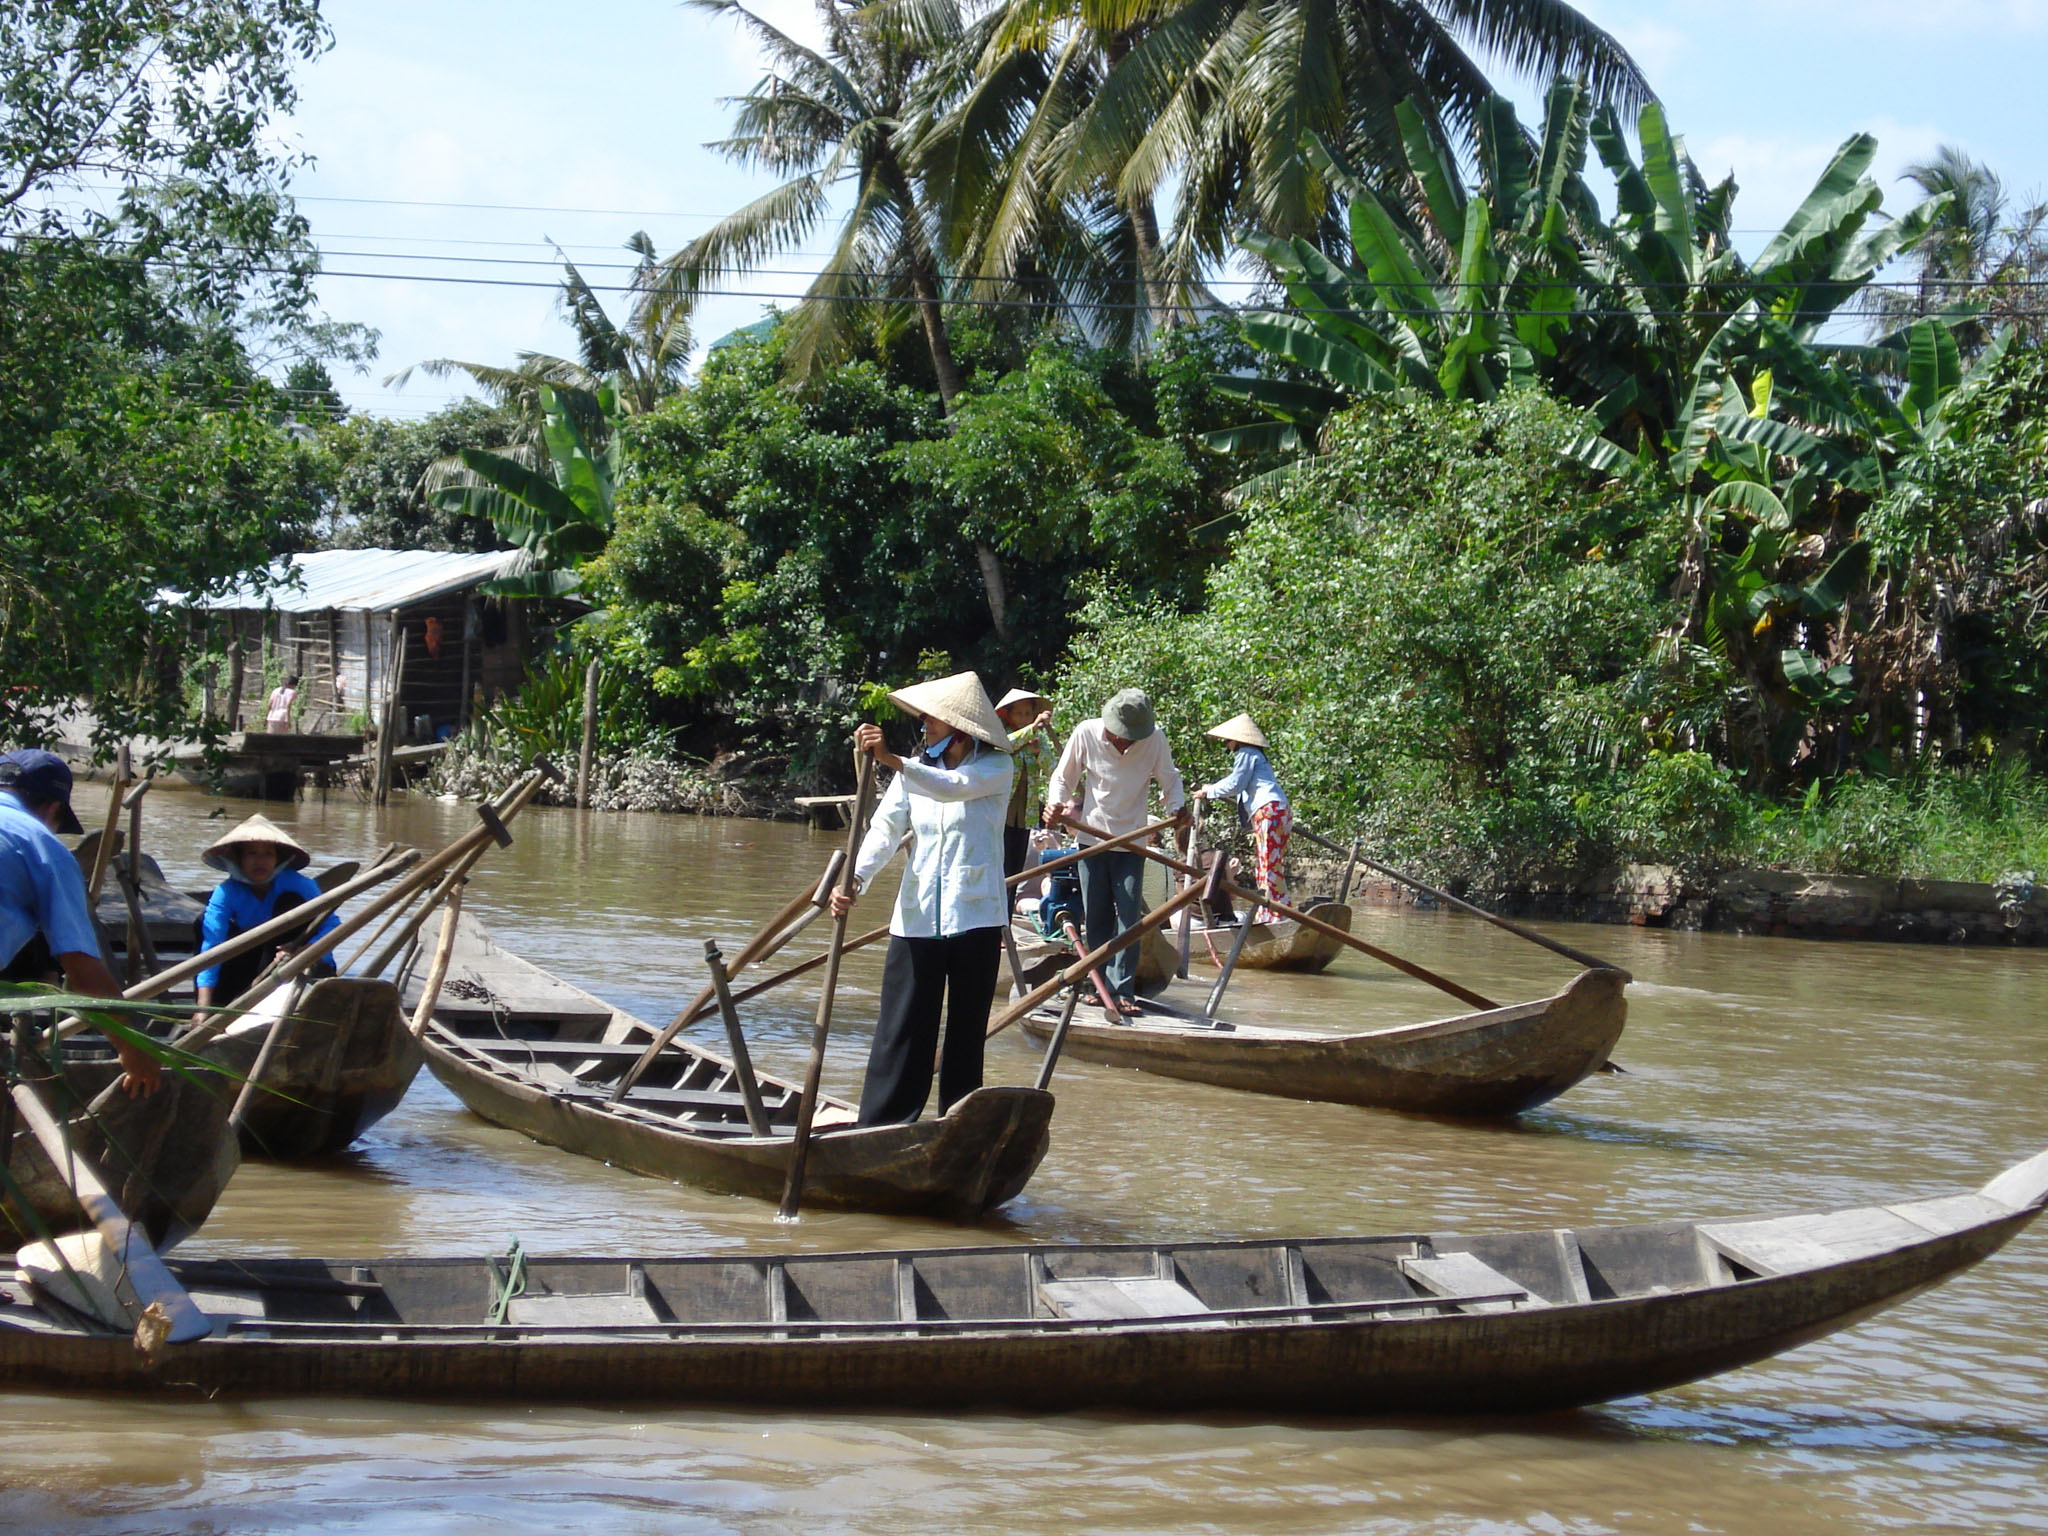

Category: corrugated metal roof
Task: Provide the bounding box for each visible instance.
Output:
[175,549,525,614]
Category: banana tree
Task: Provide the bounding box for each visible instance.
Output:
[1215,80,1603,453]
[433,385,619,600]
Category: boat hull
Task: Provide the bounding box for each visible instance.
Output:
[1185,903,1351,973]
[414,914,1053,1221]
[3,1066,239,1249]
[1020,967,1627,1116]
[63,979,423,1161]
[424,1037,1052,1219]
[2,1155,2041,1411]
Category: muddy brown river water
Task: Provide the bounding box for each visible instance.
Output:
[3,786,2045,1533]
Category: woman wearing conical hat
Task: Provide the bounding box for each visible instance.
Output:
[1191,715,1292,924]
[830,672,1014,1126]
[193,814,342,1019]
[993,686,1057,879]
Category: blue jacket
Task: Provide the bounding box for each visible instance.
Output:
[1199,746,1290,824]
[197,869,340,988]
[0,793,99,967]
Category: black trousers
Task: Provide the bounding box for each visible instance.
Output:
[1003,825,1031,880]
[858,927,1002,1126]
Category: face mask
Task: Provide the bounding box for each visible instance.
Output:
[921,732,958,763]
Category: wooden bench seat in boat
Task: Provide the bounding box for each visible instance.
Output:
[461,1038,674,1060]
[1039,1276,1211,1320]
[1399,1251,1538,1314]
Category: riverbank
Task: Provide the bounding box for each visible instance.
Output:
[1320,862,2048,946]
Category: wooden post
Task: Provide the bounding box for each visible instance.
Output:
[458,596,477,729]
[704,940,771,1136]
[576,659,600,810]
[1338,839,1361,903]
[374,622,407,806]
[225,631,245,732]
[1177,814,1200,979]
[778,750,877,1220]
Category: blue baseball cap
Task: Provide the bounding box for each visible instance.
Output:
[0,749,84,834]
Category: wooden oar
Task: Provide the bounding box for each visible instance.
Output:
[406,880,467,1037]
[779,750,878,1220]
[177,772,547,1049]
[1031,982,1086,1091]
[1055,815,1498,1013]
[612,851,846,1100]
[1002,817,1175,889]
[85,746,129,906]
[53,852,420,1045]
[358,767,558,978]
[1176,813,1199,979]
[985,882,1206,1040]
[9,1078,210,1345]
[1292,826,1630,980]
[711,924,890,1010]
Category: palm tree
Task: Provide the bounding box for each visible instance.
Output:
[1059,0,1653,294]
[394,231,694,444]
[1867,146,2048,352]
[666,0,967,402]
[669,0,1045,640]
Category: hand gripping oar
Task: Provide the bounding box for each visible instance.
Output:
[1054,815,1499,1013]
[613,850,846,1101]
[1292,825,1631,981]
[779,750,879,1220]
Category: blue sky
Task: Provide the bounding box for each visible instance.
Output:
[282,0,2048,418]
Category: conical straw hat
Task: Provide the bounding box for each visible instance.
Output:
[202,813,313,873]
[1205,713,1270,750]
[888,671,1013,750]
[995,687,1047,713]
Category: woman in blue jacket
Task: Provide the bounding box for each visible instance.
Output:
[193,815,341,1015]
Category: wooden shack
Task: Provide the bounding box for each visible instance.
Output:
[189,549,531,742]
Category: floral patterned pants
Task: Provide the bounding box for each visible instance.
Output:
[1250,802,1292,924]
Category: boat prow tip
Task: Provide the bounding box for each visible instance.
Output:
[1978,1146,2048,1212]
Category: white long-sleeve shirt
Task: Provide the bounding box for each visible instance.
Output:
[851,745,1014,937]
[1048,718,1186,845]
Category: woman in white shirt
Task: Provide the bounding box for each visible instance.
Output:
[1192,713,1291,923]
[831,672,1014,1125]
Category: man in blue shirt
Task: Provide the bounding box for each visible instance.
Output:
[0,749,160,1096]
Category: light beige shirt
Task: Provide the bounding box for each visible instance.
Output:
[1048,719,1186,845]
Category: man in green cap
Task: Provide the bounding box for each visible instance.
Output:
[1044,688,1187,1013]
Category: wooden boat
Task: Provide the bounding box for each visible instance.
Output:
[3,1064,239,1249]
[406,914,1053,1221]
[62,978,424,1161]
[1007,918,1176,996]
[3,1146,2042,1411]
[1018,967,1627,1117]
[1182,901,1351,974]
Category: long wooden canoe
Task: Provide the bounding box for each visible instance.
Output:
[3,1146,2042,1411]
[1018,967,1627,1117]
[1183,902,1351,973]
[62,979,423,1161]
[407,915,1053,1221]
[3,1063,239,1249]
